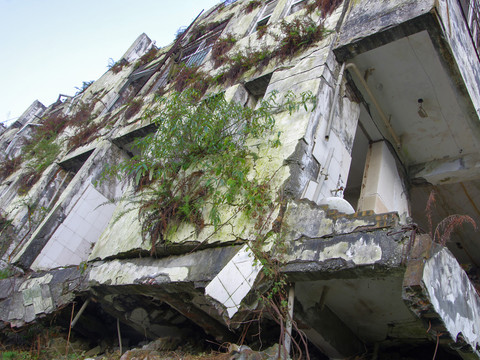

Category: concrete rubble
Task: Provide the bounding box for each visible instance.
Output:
[2,0,480,358]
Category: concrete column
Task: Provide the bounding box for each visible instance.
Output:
[357,141,408,215]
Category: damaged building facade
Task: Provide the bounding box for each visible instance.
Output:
[1,0,480,358]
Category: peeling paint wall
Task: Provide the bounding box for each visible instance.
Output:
[423,248,480,355]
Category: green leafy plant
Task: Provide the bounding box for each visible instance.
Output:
[23,138,60,174]
[104,88,315,253]
[274,17,328,60]
[0,268,12,280]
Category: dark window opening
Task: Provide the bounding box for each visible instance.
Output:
[112,123,158,158]
[244,73,273,106]
[59,149,95,173]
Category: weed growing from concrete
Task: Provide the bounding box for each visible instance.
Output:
[108,58,128,74]
[244,0,262,13]
[103,88,315,253]
[124,99,144,121]
[0,156,22,180]
[134,47,158,70]
[426,190,477,246]
[306,0,343,16]
[211,33,237,67]
[275,18,327,59]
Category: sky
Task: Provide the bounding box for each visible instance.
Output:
[0,0,222,126]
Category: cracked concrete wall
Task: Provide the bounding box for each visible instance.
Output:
[83,2,354,255]
[12,142,129,269]
[335,0,435,58]
[423,247,480,356]
[0,267,87,329]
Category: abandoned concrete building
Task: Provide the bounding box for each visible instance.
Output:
[2,0,480,358]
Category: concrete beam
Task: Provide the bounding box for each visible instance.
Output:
[410,153,480,185]
[281,227,407,281]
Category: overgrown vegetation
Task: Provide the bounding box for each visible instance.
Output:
[134,47,158,70]
[275,18,327,59]
[188,19,230,43]
[0,211,13,259]
[256,23,269,39]
[104,88,315,252]
[244,0,262,13]
[170,64,211,98]
[210,16,328,87]
[13,101,98,193]
[124,99,144,120]
[0,156,22,180]
[102,88,315,358]
[108,58,128,74]
[426,190,477,246]
[18,135,60,194]
[306,0,343,16]
[211,34,237,67]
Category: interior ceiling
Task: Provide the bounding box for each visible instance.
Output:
[348,30,480,266]
[296,277,428,344]
[350,30,480,166]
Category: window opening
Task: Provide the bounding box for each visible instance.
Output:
[180,21,228,67]
[244,73,273,107]
[288,0,308,15]
[252,0,278,32]
[59,149,95,173]
[107,67,156,114]
[112,123,158,158]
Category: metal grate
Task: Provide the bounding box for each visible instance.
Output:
[459,0,480,58]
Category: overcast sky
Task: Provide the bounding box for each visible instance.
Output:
[0,0,222,126]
